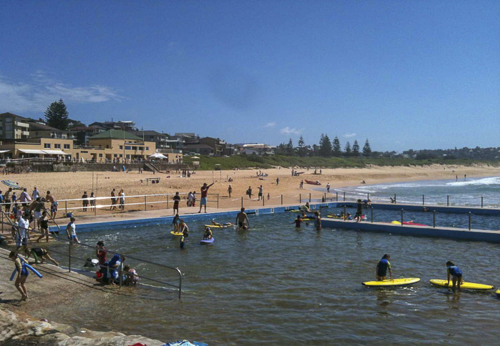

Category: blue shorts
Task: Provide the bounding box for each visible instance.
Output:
[200,197,207,206]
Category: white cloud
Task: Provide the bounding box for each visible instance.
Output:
[0,72,121,113]
[343,133,356,138]
[280,126,301,135]
[264,122,276,128]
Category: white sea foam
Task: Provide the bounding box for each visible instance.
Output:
[446,176,500,187]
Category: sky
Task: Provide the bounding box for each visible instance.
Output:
[1,1,499,152]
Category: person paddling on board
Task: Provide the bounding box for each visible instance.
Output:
[446,261,464,291]
[376,254,393,281]
[235,208,250,230]
[9,251,29,300]
[203,226,213,240]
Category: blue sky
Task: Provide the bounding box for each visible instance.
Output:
[1,1,499,152]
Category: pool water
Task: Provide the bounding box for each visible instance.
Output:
[45,208,500,344]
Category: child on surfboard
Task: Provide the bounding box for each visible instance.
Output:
[446,261,464,290]
[376,254,393,281]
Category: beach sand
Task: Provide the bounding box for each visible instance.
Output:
[1,164,497,213]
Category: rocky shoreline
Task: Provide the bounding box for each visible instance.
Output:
[0,306,165,345]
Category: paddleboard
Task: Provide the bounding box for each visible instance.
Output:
[170,231,183,236]
[391,220,428,226]
[496,288,500,297]
[200,237,214,244]
[204,224,232,229]
[363,278,420,287]
[430,279,494,290]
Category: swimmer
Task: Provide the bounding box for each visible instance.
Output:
[235,208,250,230]
[376,254,393,281]
[293,215,302,228]
[314,211,322,231]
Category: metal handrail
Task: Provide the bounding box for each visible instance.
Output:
[61,241,183,299]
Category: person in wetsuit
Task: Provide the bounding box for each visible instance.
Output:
[376,254,393,281]
[446,261,463,290]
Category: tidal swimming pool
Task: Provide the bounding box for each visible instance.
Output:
[45,208,500,344]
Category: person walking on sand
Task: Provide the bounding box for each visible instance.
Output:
[110,188,117,210]
[82,191,88,212]
[258,185,263,201]
[119,189,125,210]
[198,182,214,213]
[228,184,232,198]
[9,251,29,300]
[326,183,331,193]
[173,192,181,215]
[66,217,80,244]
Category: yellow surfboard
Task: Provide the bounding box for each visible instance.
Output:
[430,279,493,290]
[363,278,420,287]
[170,231,183,236]
[496,288,500,297]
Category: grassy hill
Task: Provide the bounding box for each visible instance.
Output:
[183,154,498,171]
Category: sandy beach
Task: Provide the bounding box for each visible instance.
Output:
[1,164,498,215]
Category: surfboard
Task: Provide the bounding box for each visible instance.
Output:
[204,224,232,229]
[391,220,428,226]
[200,237,214,244]
[496,288,500,297]
[170,231,183,236]
[363,278,420,287]
[430,279,494,290]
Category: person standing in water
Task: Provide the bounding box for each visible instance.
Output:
[446,261,464,291]
[235,208,250,230]
[376,254,393,281]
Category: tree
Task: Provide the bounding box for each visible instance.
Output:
[297,136,307,157]
[44,99,69,130]
[362,139,372,157]
[344,141,352,156]
[332,136,341,156]
[352,140,360,156]
[319,134,332,157]
[286,138,294,155]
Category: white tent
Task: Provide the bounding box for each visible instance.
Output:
[149,152,168,159]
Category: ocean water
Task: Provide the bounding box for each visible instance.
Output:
[40,177,500,344]
[337,176,500,207]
